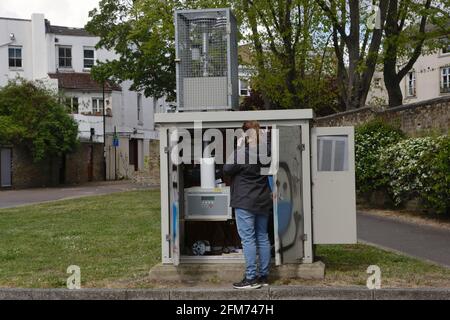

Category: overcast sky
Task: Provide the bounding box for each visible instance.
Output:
[0,0,100,28]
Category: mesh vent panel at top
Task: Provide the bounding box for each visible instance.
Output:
[175,9,238,111]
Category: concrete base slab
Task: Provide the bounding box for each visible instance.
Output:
[148,261,325,282]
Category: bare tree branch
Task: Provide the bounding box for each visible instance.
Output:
[315,0,349,46]
[397,0,432,80]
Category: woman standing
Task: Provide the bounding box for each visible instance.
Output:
[223,121,272,289]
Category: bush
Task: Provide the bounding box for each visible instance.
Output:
[425,136,450,215]
[380,135,449,215]
[355,119,405,194]
[0,78,79,161]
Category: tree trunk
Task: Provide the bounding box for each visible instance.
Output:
[385,75,403,107]
[244,0,272,109]
[384,43,404,108]
[319,0,389,111]
[383,0,432,108]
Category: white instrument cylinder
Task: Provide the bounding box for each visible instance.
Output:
[200,158,215,188]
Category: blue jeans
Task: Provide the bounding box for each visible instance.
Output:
[235,208,271,280]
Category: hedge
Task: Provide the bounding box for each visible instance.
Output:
[355,120,449,215]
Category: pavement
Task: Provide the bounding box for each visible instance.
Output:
[1,286,449,300]
[0,181,156,209]
[358,211,450,268]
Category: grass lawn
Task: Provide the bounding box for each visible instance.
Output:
[0,190,161,288]
[0,189,449,288]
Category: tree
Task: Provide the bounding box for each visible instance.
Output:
[86,0,340,112]
[0,79,79,162]
[382,0,450,107]
[85,0,179,100]
[316,0,390,110]
[237,0,341,111]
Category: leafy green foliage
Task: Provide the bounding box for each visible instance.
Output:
[86,0,178,100]
[382,0,450,107]
[356,119,449,214]
[355,119,405,194]
[86,0,341,113]
[380,136,450,215]
[236,0,341,111]
[0,79,79,162]
[422,136,450,215]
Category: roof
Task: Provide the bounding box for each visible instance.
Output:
[155,109,314,125]
[48,73,122,92]
[45,20,94,37]
[0,17,31,22]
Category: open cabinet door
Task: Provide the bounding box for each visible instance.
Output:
[311,127,357,244]
[168,129,181,266]
[272,125,304,265]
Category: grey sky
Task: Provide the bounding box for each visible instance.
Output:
[0,0,100,28]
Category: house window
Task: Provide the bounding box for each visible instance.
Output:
[58,46,72,68]
[8,46,22,68]
[239,78,250,96]
[137,93,143,122]
[92,98,104,115]
[406,71,416,97]
[65,97,79,114]
[84,47,95,69]
[442,38,450,54]
[441,67,450,94]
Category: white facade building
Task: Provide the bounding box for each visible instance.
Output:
[368,41,450,106]
[0,13,167,181]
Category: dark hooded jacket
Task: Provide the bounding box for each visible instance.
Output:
[223,143,272,214]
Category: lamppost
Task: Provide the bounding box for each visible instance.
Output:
[102,81,106,181]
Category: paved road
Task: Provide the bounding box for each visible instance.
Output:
[0,182,155,209]
[358,211,450,267]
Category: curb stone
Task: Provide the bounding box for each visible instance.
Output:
[0,287,449,300]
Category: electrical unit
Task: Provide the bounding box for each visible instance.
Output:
[175,8,239,111]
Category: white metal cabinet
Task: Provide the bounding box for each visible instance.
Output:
[311,127,357,244]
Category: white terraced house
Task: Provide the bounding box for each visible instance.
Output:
[0,13,170,187]
[367,37,450,106]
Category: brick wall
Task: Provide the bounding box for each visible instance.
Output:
[131,139,160,186]
[11,146,58,188]
[8,142,104,189]
[315,96,450,136]
[148,139,160,185]
[65,143,104,184]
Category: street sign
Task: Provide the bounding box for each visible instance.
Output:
[113,133,119,147]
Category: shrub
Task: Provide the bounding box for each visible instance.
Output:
[0,78,79,161]
[424,135,450,215]
[380,135,449,215]
[355,119,405,194]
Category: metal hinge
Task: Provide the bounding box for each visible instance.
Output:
[164,146,169,154]
[301,234,308,241]
[298,144,305,151]
[166,234,171,242]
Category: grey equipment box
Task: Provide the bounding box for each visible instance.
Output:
[175,8,239,111]
[184,187,232,221]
